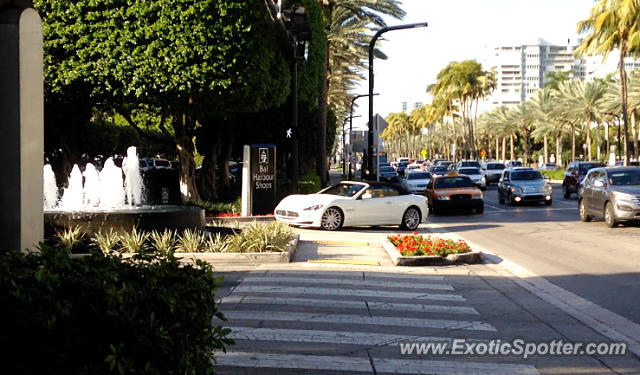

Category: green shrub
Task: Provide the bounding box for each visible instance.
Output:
[55,225,86,252]
[93,228,121,255]
[176,229,205,253]
[189,198,241,215]
[0,246,233,375]
[298,171,321,194]
[539,170,564,180]
[224,221,293,253]
[149,229,177,254]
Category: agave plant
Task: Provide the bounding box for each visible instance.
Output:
[176,229,205,253]
[119,227,149,254]
[226,221,293,253]
[149,229,177,254]
[92,228,121,254]
[55,226,86,252]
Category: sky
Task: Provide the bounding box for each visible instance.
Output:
[350,0,596,130]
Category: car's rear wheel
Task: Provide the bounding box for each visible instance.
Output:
[400,206,421,230]
[579,199,592,222]
[320,207,343,231]
[563,184,570,199]
[604,202,618,228]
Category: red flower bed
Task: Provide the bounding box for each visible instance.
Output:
[388,233,471,257]
[213,212,241,218]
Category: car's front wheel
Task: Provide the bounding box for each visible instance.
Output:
[604,202,618,228]
[579,199,591,222]
[563,184,571,199]
[320,207,344,231]
[400,206,421,230]
[498,189,505,204]
[475,203,484,214]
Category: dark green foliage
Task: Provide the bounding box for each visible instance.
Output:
[298,171,321,193]
[297,0,327,110]
[0,246,233,375]
[189,197,241,215]
[326,108,337,155]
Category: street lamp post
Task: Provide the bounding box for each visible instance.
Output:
[367,21,428,181]
[348,94,377,180]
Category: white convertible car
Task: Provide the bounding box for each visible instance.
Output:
[274,181,429,231]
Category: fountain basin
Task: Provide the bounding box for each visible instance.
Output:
[44,205,205,236]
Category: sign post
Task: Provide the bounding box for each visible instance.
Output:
[241,144,277,216]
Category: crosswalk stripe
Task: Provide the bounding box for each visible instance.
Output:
[216,352,540,375]
[241,276,454,291]
[221,295,478,315]
[231,284,465,301]
[260,270,446,281]
[228,326,482,345]
[225,310,496,331]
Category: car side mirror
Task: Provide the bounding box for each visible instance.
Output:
[362,193,373,199]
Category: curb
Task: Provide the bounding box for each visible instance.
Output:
[380,237,483,266]
[176,234,299,264]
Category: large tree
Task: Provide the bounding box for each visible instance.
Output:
[35,0,292,202]
[576,0,640,165]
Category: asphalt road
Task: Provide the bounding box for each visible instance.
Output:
[425,183,640,325]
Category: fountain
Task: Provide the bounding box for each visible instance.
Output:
[43,146,204,236]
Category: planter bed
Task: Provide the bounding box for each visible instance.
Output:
[205,215,275,226]
[175,234,298,264]
[380,237,483,266]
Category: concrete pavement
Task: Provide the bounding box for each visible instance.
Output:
[211,224,640,374]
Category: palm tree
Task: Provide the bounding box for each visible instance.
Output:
[576,0,640,165]
[562,80,607,161]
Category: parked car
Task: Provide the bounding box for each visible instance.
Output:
[505,160,523,168]
[498,167,552,205]
[482,162,506,184]
[274,181,429,231]
[578,167,640,227]
[140,157,172,171]
[562,161,605,198]
[538,162,558,171]
[436,160,454,169]
[378,165,399,182]
[457,167,486,190]
[402,170,432,195]
[429,166,449,177]
[425,175,484,214]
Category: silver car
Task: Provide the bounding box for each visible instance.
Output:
[578,167,640,227]
[402,170,432,195]
[482,162,505,184]
[498,167,553,205]
[457,167,486,190]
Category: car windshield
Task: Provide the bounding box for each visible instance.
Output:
[511,170,543,180]
[608,170,640,185]
[407,172,431,180]
[434,176,475,188]
[460,162,479,167]
[320,183,364,197]
[430,166,448,172]
[398,161,409,167]
[487,163,505,169]
[579,163,604,174]
[154,159,171,168]
[459,168,480,175]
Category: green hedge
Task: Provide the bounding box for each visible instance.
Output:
[0,246,233,375]
[298,171,321,194]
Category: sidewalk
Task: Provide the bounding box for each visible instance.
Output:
[212,227,640,374]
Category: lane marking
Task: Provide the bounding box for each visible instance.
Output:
[225,310,496,331]
[220,295,478,315]
[217,352,539,374]
[227,326,483,345]
[483,202,507,212]
[231,284,465,302]
[240,276,454,291]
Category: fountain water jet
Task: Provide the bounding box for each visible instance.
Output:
[44,146,203,236]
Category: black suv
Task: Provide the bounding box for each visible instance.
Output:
[562,161,605,198]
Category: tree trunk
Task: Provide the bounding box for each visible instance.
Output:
[502,137,506,161]
[509,135,514,161]
[632,110,638,160]
[556,134,562,167]
[199,138,218,202]
[543,136,548,164]
[173,115,200,203]
[586,117,592,161]
[571,123,576,161]
[620,44,630,165]
[596,123,602,161]
[317,42,329,187]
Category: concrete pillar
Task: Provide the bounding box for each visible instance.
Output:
[0,1,44,252]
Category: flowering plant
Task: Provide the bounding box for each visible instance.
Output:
[388,233,471,257]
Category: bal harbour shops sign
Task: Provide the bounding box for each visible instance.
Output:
[241,144,276,216]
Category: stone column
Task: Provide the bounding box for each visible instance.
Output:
[0,1,44,252]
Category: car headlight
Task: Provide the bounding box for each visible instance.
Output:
[612,192,635,202]
[481,176,486,182]
[472,192,483,199]
[545,184,552,192]
[510,186,523,194]
[303,204,324,211]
